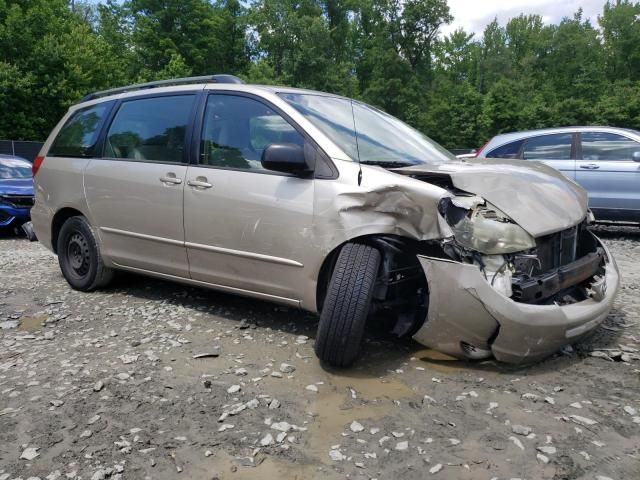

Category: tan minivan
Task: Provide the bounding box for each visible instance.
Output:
[31,75,619,367]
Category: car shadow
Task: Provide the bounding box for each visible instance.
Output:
[104,271,628,380]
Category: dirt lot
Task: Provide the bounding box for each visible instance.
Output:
[0,226,639,480]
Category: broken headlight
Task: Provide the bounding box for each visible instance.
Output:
[439,196,535,255]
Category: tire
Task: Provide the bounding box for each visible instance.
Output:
[57,216,114,291]
[315,243,381,367]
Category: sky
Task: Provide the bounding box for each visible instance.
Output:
[441,0,609,37]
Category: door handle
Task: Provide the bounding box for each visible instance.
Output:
[187,179,213,189]
[580,164,600,170]
[160,175,183,184]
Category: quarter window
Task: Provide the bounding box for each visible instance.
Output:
[485,140,524,159]
[200,95,304,170]
[523,134,573,160]
[581,132,640,161]
[49,102,112,158]
[104,95,195,163]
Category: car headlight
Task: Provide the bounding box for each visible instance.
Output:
[439,197,535,254]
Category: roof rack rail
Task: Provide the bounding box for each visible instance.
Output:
[80,74,245,102]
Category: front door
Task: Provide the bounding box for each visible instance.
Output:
[576,131,640,220]
[84,94,197,277]
[183,93,315,303]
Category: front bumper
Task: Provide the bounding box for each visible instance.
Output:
[412,236,620,364]
[0,206,31,227]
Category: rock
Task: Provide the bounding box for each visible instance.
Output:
[536,453,550,464]
[350,421,364,433]
[395,441,409,451]
[235,368,248,376]
[118,354,139,364]
[537,445,557,455]
[279,363,295,373]
[329,449,346,461]
[268,399,281,409]
[623,406,637,416]
[509,436,524,450]
[545,397,555,405]
[205,450,213,457]
[271,422,293,432]
[569,415,598,426]
[260,433,274,446]
[305,384,318,393]
[20,447,39,460]
[218,424,234,432]
[91,469,107,480]
[521,393,540,402]
[270,371,283,378]
[87,414,101,425]
[429,464,443,474]
[227,385,241,394]
[570,402,583,409]
[512,425,532,436]
[50,399,64,408]
[93,380,104,392]
[486,402,499,414]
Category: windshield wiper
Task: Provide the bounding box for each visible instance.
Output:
[360,160,414,168]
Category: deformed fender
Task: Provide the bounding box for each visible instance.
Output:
[313,161,452,246]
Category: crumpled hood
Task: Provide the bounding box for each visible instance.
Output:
[0,178,33,196]
[394,158,588,237]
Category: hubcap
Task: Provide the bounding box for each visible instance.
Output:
[67,232,90,276]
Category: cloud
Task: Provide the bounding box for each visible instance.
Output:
[441,0,609,37]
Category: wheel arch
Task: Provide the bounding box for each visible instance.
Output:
[51,207,86,254]
[315,233,427,313]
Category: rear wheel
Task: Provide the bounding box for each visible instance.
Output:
[315,243,381,367]
[57,216,114,291]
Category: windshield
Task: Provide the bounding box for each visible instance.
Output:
[279,93,455,166]
[0,157,31,179]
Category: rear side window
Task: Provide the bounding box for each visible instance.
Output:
[581,132,640,161]
[523,134,573,160]
[104,95,195,163]
[49,102,112,158]
[485,140,524,159]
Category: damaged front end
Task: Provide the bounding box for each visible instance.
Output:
[412,194,620,364]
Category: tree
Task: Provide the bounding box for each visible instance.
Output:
[600,0,640,81]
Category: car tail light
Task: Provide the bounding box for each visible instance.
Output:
[475,140,490,157]
[32,155,44,176]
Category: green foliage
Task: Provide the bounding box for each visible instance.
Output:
[1,0,640,148]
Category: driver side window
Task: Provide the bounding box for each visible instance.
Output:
[199,94,304,171]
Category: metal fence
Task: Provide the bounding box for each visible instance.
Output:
[0,140,44,162]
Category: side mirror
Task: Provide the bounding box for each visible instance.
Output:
[261,143,312,176]
[633,151,640,163]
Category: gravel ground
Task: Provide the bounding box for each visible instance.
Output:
[0,226,639,480]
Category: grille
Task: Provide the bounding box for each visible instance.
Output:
[1,195,34,208]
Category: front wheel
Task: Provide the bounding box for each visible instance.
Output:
[57,216,114,291]
[315,243,381,367]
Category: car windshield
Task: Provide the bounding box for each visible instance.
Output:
[278,93,454,166]
[0,157,31,179]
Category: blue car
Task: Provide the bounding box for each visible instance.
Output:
[0,154,34,229]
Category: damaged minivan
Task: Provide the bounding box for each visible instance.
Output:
[31,75,620,367]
